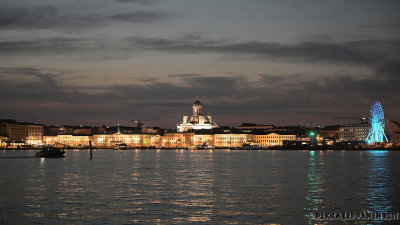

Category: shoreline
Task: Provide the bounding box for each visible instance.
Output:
[1,147,400,151]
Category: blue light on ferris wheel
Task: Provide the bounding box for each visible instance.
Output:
[366,101,388,144]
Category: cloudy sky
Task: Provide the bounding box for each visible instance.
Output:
[0,0,399,128]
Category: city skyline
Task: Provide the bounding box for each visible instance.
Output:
[1,0,399,128]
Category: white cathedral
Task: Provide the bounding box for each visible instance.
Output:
[177,98,218,132]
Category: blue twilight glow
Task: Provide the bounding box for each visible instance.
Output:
[366,101,388,144]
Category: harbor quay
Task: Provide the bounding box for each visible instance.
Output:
[41,132,296,149]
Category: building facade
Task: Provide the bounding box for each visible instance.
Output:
[338,124,369,142]
[0,120,44,145]
[194,134,215,147]
[44,133,155,148]
[390,134,400,147]
[177,98,218,132]
[253,133,296,147]
[214,134,253,148]
[43,131,298,149]
[162,133,194,148]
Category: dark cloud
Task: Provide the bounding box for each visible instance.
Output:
[258,74,285,84]
[108,11,178,23]
[0,6,178,30]
[115,0,157,4]
[127,36,387,66]
[167,73,201,78]
[375,60,400,80]
[1,64,399,126]
[183,75,247,91]
[128,77,158,82]
[1,34,396,70]
[361,22,400,30]
[0,6,104,29]
[0,67,61,88]
[0,37,108,56]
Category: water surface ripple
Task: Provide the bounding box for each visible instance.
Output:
[1,149,399,224]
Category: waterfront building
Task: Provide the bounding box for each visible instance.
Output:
[177,98,218,132]
[42,124,298,149]
[253,133,297,147]
[162,132,194,148]
[94,133,151,148]
[44,133,155,148]
[338,123,369,142]
[194,134,215,147]
[318,126,340,140]
[386,121,400,147]
[0,136,9,148]
[0,120,44,145]
[56,135,91,148]
[43,136,57,146]
[391,133,400,147]
[42,131,299,149]
[214,134,253,148]
[151,135,162,148]
[108,133,153,147]
[25,125,45,145]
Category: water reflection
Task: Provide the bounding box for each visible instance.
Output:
[171,151,216,223]
[1,150,399,224]
[366,151,391,215]
[305,151,323,224]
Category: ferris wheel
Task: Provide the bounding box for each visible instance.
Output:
[366,101,388,144]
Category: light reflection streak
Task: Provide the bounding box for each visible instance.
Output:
[171,151,216,223]
[366,150,391,222]
[305,151,323,224]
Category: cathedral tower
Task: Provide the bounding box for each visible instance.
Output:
[192,97,203,116]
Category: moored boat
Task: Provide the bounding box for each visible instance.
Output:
[36,146,65,158]
[114,143,128,150]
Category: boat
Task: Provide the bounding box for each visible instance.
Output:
[36,146,65,158]
[196,142,214,150]
[114,143,128,150]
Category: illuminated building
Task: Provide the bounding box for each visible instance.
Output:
[177,98,218,132]
[0,120,44,145]
[214,134,253,148]
[99,133,153,148]
[194,134,215,147]
[25,125,44,145]
[253,133,296,147]
[162,132,194,148]
[0,136,9,148]
[44,133,155,148]
[56,135,90,148]
[43,136,57,146]
[338,123,369,141]
[151,135,162,148]
[44,132,298,149]
[42,124,298,149]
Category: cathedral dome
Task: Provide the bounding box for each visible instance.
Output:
[194,99,202,106]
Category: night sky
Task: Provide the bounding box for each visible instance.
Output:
[0,0,399,128]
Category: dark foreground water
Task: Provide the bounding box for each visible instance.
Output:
[1,150,400,224]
